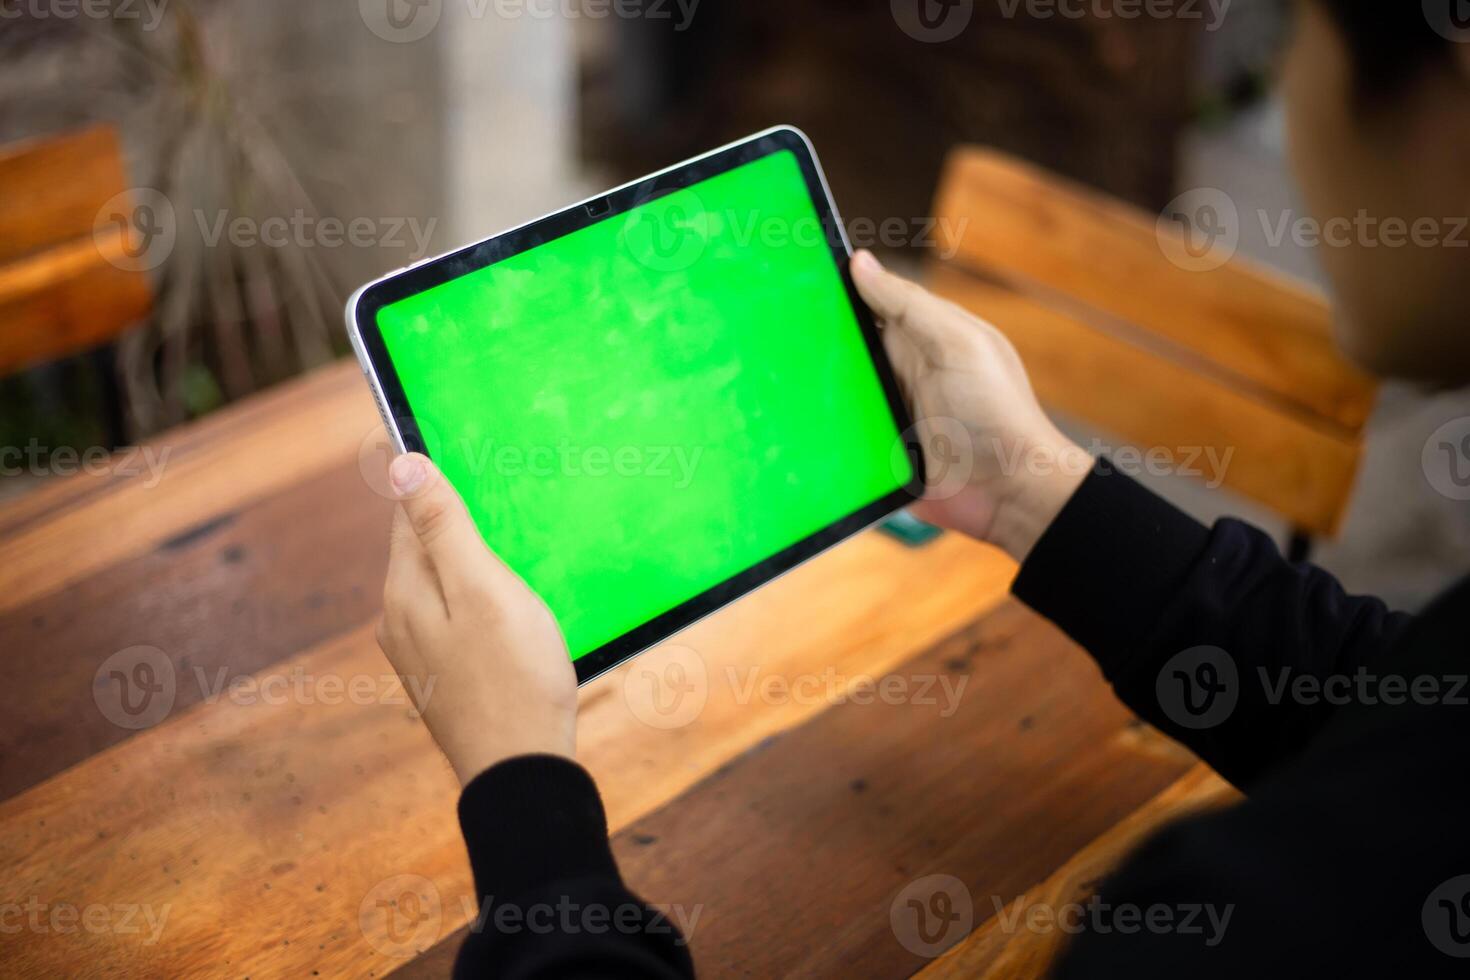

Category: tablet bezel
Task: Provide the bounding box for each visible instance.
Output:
[346,125,926,685]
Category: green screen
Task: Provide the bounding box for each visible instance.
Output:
[377,149,911,660]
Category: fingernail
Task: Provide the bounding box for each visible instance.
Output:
[389,454,427,496]
[853,249,883,274]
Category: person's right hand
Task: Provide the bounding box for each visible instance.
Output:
[377,453,578,786]
[851,249,1090,564]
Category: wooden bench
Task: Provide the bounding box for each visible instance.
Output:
[926,147,1378,556]
[0,125,154,444]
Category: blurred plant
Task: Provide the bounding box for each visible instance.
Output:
[0,0,362,437]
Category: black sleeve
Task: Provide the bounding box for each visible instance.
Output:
[1010,463,1413,789]
[453,755,695,979]
[1046,582,1470,979]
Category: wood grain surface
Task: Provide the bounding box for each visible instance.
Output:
[394,603,1198,979]
[917,765,1237,978]
[0,359,1218,978]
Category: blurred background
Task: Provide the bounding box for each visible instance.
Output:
[2,0,1468,608]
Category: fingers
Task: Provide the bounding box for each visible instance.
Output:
[850,250,955,345]
[386,500,442,615]
[389,453,498,597]
[882,324,933,423]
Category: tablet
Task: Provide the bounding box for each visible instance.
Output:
[346,126,923,684]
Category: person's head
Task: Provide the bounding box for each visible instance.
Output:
[1281,1,1470,384]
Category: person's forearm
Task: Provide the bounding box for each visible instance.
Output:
[1011,461,1412,789]
[454,755,695,978]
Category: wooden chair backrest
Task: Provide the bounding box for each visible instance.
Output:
[0,125,153,376]
[927,147,1377,537]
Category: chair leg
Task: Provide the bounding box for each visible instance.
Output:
[1286,528,1313,564]
[91,345,127,452]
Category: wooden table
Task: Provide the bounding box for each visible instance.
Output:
[0,360,1232,978]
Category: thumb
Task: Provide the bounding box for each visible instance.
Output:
[389,453,492,581]
[850,250,956,352]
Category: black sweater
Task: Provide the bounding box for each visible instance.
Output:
[452,467,1470,977]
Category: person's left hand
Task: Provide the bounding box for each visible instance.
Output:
[377,453,578,785]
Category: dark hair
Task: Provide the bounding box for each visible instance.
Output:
[1317,1,1461,98]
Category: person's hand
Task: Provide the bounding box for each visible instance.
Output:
[851,249,1090,563]
[377,452,577,785]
